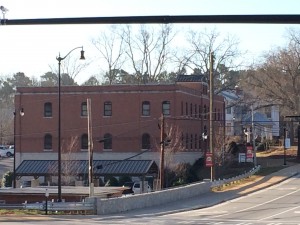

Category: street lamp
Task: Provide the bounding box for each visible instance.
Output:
[45,188,49,215]
[13,108,24,188]
[56,46,85,202]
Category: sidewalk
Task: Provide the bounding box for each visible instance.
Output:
[109,163,300,218]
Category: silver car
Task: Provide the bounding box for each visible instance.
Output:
[0,145,14,157]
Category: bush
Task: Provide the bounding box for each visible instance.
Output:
[164,158,204,188]
[2,171,13,187]
[118,176,132,186]
[256,141,271,151]
[104,176,119,186]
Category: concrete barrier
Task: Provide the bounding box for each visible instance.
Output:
[96,181,211,215]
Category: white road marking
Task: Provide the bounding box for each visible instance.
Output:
[211,183,300,219]
[258,205,300,221]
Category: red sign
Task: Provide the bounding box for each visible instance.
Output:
[206,152,213,167]
[246,145,253,158]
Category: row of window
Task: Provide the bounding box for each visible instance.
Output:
[181,102,223,121]
[45,100,223,119]
[44,101,171,117]
[43,131,207,151]
[44,133,113,150]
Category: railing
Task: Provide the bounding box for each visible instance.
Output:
[23,201,95,214]
[211,165,261,189]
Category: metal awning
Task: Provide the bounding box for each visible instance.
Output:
[16,160,159,177]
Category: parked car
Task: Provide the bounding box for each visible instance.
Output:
[0,145,14,157]
[7,145,14,157]
[132,182,151,194]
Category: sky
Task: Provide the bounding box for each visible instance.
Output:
[0,0,300,84]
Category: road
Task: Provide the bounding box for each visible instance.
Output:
[168,174,300,225]
[1,174,300,224]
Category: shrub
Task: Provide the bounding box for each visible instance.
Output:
[2,171,13,187]
[118,176,132,186]
[104,176,119,186]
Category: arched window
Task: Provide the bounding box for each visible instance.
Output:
[162,101,170,116]
[44,102,52,117]
[199,105,201,118]
[142,133,151,149]
[81,102,87,117]
[81,134,88,150]
[142,101,150,116]
[44,134,52,150]
[185,133,189,150]
[104,101,112,116]
[185,102,188,116]
[103,133,112,150]
[181,101,184,116]
[204,105,207,119]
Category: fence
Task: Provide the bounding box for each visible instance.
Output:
[23,200,95,214]
[211,165,261,189]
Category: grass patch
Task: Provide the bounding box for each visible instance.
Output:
[0,209,42,215]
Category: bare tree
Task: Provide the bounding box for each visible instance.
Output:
[49,55,90,84]
[123,24,176,83]
[46,136,81,186]
[92,25,126,84]
[242,28,300,116]
[61,136,80,185]
[183,28,243,93]
[163,122,185,169]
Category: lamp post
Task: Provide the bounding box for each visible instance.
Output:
[13,108,24,188]
[251,105,257,167]
[56,46,85,202]
[45,188,49,215]
[283,127,287,166]
[209,51,215,181]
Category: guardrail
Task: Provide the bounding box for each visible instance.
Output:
[23,201,95,214]
[211,165,261,189]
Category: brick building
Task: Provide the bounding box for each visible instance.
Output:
[14,75,225,172]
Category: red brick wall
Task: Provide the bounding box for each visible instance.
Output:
[15,84,224,158]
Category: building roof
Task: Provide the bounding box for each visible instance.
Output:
[242,112,274,126]
[176,74,207,83]
[221,91,240,101]
[16,160,159,178]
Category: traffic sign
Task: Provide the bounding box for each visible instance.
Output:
[206,152,213,167]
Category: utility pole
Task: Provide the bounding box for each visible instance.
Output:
[251,105,257,167]
[209,51,215,181]
[87,98,94,197]
[283,127,287,165]
[160,114,165,190]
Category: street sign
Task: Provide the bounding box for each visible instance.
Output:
[246,145,253,158]
[285,138,291,148]
[206,152,213,167]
